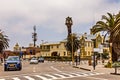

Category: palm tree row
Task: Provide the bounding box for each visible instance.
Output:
[0,29,9,53]
[91,12,120,62]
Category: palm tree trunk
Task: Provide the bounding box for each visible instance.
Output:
[72,52,75,65]
[112,47,118,62]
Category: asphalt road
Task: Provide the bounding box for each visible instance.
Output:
[0,60,120,80]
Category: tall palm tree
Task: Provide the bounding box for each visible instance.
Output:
[0,30,9,53]
[91,12,120,62]
[65,33,80,64]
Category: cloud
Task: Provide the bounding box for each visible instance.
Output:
[0,0,120,50]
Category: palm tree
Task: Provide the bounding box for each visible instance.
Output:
[65,33,80,64]
[91,12,120,62]
[0,30,9,53]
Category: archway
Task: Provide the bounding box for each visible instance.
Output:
[51,52,58,56]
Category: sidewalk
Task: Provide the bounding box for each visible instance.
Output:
[75,63,120,74]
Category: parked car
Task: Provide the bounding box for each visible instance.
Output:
[30,58,38,64]
[4,56,22,71]
[38,57,44,63]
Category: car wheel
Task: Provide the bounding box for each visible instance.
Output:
[18,67,21,71]
[4,67,7,71]
[19,65,22,70]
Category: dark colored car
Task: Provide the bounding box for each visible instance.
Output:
[38,57,44,63]
[4,56,22,71]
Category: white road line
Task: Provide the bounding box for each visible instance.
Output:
[44,74,58,79]
[24,76,35,80]
[54,73,66,78]
[70,73,83,76]
[12,77,21,80]
[50,66,62,72]
[33,67,36,72]
[76,72,92,76]
[60,73,74,77]
[35,75,50,80]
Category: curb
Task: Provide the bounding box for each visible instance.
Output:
[79,67,91,71]
[73,66,91,71]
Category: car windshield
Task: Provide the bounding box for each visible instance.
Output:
[31,58,37,60]
[7,56,20,61]
[39,58,44,60]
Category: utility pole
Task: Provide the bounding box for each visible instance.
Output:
[32,25,37,55]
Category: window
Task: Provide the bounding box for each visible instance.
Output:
[51,46,53,48]
[88,42,90,47]
[64,52,66,56]
[57,45,59,48]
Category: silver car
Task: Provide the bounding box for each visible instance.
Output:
[30,58,38,64]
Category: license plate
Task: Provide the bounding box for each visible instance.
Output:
[9,64,15,67]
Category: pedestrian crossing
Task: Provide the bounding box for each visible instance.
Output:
[0,72,104,80]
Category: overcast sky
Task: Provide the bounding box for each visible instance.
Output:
[0,0,120,50]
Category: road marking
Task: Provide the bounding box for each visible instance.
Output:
[34,75,49,80]
[0,72,105,80]
[70,73,83,76]
[54,73,66,78]
[33,67,36,72]
[12,77,20,80]
[24,76,35,80]
[50,66,62,72]
[44,74,57,79]
[60,73,74,77]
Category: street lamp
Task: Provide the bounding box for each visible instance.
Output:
[65,16,74,65]
[65,16,73,36]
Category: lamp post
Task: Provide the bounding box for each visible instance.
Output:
[65,16,73,36]
[65,16,74,65]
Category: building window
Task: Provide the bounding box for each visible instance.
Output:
[88,42,90,47]
[91,42,93,47]
[44,46,45,49]
[57,45,59,48]
[51,46,53,48]
[88,51,90,56]
[64,52,66,56]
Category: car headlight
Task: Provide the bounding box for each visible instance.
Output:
[17,62,20,64]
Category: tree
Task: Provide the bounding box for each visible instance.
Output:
[91,12,120,62]
[65,33,80,64]
[0,30,9,53]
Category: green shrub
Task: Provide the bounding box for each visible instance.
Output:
[112,62,120,67]
[104,61,112,68]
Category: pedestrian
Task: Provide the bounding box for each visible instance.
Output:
[20,51,23,59]
[3,52,6,61]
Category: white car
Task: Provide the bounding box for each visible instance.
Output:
[30,58,38,64]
